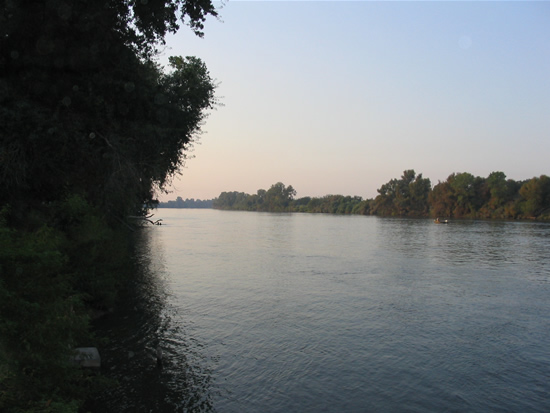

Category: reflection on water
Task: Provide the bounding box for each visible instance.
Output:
[87,228,214,412]
[89,212,550,413]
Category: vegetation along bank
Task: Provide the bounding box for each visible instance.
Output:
[212,170,550,220]
[1,1,218,411]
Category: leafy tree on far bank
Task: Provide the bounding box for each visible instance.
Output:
[428,171,550,220]
[486,171,508,209]
[262,182,296,212]
[449,172,477,216]
[372,170,431,217]
[429,179,455,218]
[214,172,550,221]
[519,175,550,218]
[214,191,251,210]
[158,196,214,208]
[213,183,297,212]
[303,195,363,214]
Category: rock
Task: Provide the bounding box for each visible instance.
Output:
[72,347,101,369]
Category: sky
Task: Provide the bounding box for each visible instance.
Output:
[159,0,550,201]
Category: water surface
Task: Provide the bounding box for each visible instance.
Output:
[92,210,550,412]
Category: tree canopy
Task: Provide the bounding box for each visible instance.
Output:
[373,170,549,219]
[1,1,218,410]
[214,182,297,212]
[158,196,214,208]
[213,171,550,220]
[1,0,218,219]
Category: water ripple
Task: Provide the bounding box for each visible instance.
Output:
[90,212,550,412]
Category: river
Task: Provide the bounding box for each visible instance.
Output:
[89,209,550,412]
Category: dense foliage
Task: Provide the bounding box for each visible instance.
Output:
[427,172,550,220]
[214,182,365,214]
[215,182,297,212]
[213,171,550,220]
[1,1,217,411]
[370,170,431,217]
[1,1,217,218]
[158,196,214,208]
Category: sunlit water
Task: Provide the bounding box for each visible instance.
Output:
[89,210,550,412]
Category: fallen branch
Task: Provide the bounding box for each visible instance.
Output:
[127,215,163,225]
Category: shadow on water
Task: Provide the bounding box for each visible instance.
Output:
[84,212,550,412]
[85,228,215,413]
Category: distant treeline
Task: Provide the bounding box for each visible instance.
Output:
[213,170,550,220]
[158,196,214,208]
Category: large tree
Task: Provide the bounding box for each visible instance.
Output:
[263,182,296,212]
[372,170,430,217]
[0,1,218,410]
[519,175,550,217]
[1,0,218,219]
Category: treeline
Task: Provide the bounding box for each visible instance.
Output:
[158,196,214,208]
[215,182,297,212]
[214,182,367,214]
[213,170,550,220]
[1,1,217,411]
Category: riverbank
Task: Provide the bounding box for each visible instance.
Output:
[211,172,550,221]
[0,198,138,412]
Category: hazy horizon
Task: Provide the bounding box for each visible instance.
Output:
[158,0,550,201]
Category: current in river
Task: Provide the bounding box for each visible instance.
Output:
[89,209,550,412]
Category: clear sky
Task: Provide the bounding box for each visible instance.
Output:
[159,0,550,201]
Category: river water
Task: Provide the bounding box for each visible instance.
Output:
[90,209,550,412]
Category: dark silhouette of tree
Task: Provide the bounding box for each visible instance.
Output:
[0,1,218,410]
[1,1,218,219]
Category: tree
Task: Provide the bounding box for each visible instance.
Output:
[448,172,475,216]
[1,1,219,410]
[256,189,267,208]
[519,175,550,217]
[292,196,311,212]
[373,178,398,216]
[372,170,430,217]
[1,1,218,219]
[263,182,296,212]
[486,171,508,209]
[429,180,455,218]
[409,173,432,215]
[393,170,415,215]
